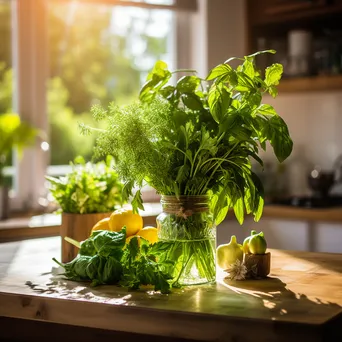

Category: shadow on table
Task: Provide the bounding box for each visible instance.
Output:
[221,276,342,323]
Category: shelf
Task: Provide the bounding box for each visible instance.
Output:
[250,4,342,28]
[278,74,342,93]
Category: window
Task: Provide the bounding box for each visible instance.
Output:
[5,0,197,212]
[47,1,175,167]
[0,0,14,189]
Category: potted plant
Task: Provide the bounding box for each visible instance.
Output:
[0,113,37,220]
[46,156,124,262]
[81,50,293,285]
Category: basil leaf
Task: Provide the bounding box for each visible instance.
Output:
[79,239,96,256]
[256,104,277,116]
[74,256,92,279]
[233,196,244,225]
[181,93,203,111]
[242,59,255,79]
[93,229,127,255]
[208,83,231,123]
[206,63,232,81]
[176,76,200,93]
[265,63,283,87]
[103,256,123,283]
[261,116,293,162]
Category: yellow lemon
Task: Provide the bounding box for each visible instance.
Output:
[137,227,158,244]
[109,208,143,236]
[91,217,110,233]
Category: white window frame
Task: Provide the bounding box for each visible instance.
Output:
[9,0,199,211]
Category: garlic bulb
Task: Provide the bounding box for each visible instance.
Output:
[216,235,243,269]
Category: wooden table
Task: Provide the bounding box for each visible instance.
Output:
[0,238,342,342]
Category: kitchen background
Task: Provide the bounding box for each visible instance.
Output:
[192,0,342,253]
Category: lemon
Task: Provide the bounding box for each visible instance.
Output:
[109,208,143,236]
[137,227,158,244]
[91,217,110,233]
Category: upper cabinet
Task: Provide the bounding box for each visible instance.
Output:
[246,0,342,92]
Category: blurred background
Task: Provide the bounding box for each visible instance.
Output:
[1,0,342,253]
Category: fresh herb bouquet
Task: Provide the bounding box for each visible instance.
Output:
[46,156,123,214]
[81,50,293,285]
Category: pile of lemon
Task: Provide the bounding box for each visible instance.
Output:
[91,208,158,245]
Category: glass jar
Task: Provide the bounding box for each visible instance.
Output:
[156,195,216,286]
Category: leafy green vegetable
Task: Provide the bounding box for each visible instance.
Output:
[81,51,293,225]
[92,228,126,259]
[53,228,174,293]
[120,237,174,294]
[46,155,123,214]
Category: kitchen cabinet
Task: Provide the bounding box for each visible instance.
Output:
[246,0,342,92]
[247,0,340,27]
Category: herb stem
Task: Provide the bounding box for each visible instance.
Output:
[172,69,197,74]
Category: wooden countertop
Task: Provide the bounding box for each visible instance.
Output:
[0,237,341,341]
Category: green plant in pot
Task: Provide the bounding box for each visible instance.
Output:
[81,50,293,286]
[0,113,37,219]
[46,156,124,262]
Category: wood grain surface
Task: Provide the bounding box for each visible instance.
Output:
[0,237,341,341]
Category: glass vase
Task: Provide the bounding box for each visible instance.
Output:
[156,195,216,286]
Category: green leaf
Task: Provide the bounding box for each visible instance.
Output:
[102,256,123,283]
[254,196,264,222]
[211,190,229,226]
[147,60,170,80]
[139,61,172,103]
[79,239,96,256]
[208,83,231,123]
[131,189,144,213]
[233,196,244,225]
[126,236,140,260]
[248,92,262,109]
[176,76,200,93]
[176,164,190,183]
[93,229,127,256]
[242,59,255,79]
[160,85,175,99]
[256,104,277,116]
[262,116,293,162]
[265,63,283,87]
[235,72,255,91]
[268,85,278,98]
[181,93,203,111]
[206,63,232,81]
[73,256,92,279]
[85,255,101,279]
